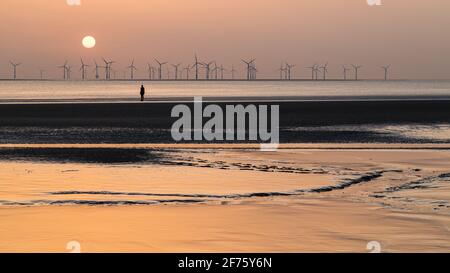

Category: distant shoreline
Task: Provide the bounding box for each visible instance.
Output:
[1,79,450,82]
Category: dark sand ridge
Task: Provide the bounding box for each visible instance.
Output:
[0,100,449,127]
[0,100,449,144]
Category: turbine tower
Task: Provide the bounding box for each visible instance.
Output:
[102,57,115,80]
[382,65,390,80]
[108,61,115,80]
[219,65,226,80]
[314,65,321,80]
[342,66,350,80]
[231,65,237,80]
[58,61,68,80]
[285,62,295,80]
[211,62,219,80]
[352,64,362,81]
[320,62,329,80]
[154,59,167,80]
[184,65,191,80]
[172,63,181,80]
[9,61,21,80]
[80,58,89,80]
[102,58,109,79]
[66,65,72,80]
[249,62,257,80]
[192,54,202,80]
[147,63,156,80]
[242,59,255,80]
[202,61,214,80]
[93,59,104,80]
[278,64,286,80]
[306,64,317,80]
[128,59,137,80]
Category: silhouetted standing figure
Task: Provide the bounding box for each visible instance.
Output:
[140,84,145,101]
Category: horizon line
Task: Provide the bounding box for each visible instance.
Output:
[1,78,450,82]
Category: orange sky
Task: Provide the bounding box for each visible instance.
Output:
[0,0,449,79]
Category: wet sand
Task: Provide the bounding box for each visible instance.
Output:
[0,147,449,252]
[1,99,449,252]
[0,100,449,128]
[1,199,449,253]
[0,100,449,144]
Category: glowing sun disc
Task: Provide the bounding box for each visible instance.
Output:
[82,36,96,48]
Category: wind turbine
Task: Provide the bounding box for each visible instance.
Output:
[231,65,237,80]
[172,63,182,80]
[219,65,226,80]
[342,65,350,80]
[242,59,255,80]
[151,65,156,79]
[202,61,214,80]
[66,65,72,80]
[9,61,21,80]
[154,59,167,80]
[250,64,258,80]
[80,58,89,80]
[102,58,109,79]
[147,63,156,80]
[278,64,286,80]
[102,57,114,80]
[313,65,321,80]
[211,62,219,80]
[192,54,203,80]
[382,65,390,80]
[108,61,115,80]
[127,59,137,80]
[319,62,328,80]
[58,61,68,80]
[352,64,362,80]
[184,65,191,80]
[306,64,317,80]
[93,59,104,80]
[286,62,295,80]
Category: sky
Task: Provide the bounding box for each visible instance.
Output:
[0,0,449,80]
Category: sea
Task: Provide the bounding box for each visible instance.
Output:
[0,80,450,102]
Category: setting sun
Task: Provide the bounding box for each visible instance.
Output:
[82,36,96,49]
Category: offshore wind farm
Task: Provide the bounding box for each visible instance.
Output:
[0,53,410,81]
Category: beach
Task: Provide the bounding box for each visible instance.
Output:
[0,95,449,252]
[0,147,449,252]
[2,0,450,257]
